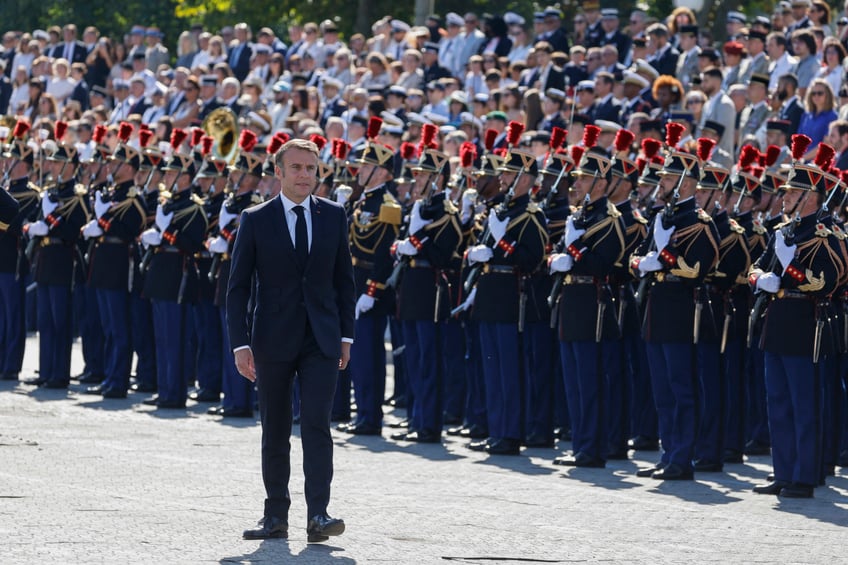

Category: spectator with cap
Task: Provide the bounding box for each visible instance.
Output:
[575,79,596,118]
[127,75,150,116]
[440,12,465,76]
[599,8,630,64]
[740,74,773,148]
[387,20,411,61]
[675,25,701,89]
[228,23,253,81]
[790,29,818,96]
[220,76,244,115]
[798,77,838,154]
[583,0,604,47]
[384,85,408,123]
[319,76,346,127]
[246,43,272,85]
[646,23,679,77]
[319,20,343,64]
[422,80,449,118]
[740,30,770,85]
[766,32,797,91]
[197,74,223,121]
[127,25,146,60]
[142,82,169,123]
[537,7,567,53]
[130,50,157,95]
[145,27,169,71]
[726,11,748,41]
[699,66,736,157]
[562,45,589,86]
[458,13,486,70]
[722,41,746,90]
[269,80,292,131]
[421,42,451,84]
[619,70,652,125]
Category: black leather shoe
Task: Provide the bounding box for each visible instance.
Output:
[778,483,814,498]
[156,400,186,409]
[552,453,573,466]
[101,388,128,399]
[606,449,629,460]
[486,438,521,456]
[389,429,410,440]
[467,438,491,451]
[207,405,223,415]
[220,408,253,418]
[404,430,441,443]
[753,480,789,495]
[723,449,744,464]
[635,465,661,478]
[40,380,69,389]
[387,418,409,429]
[446,425,466,436]
[0,372,19,381]
[460,424,489,439]
[387,395,406,408]
[243,516,288,539]
[142,396,160,406]
[335,421,353,432]
[78,373,105,384]
[306,514,345,543]
[652,464,693,480]
[524,434,555,448]
[23,376,46,386]
[83,385,105,395]
[628,436,660,451]
[130,382,157,393]
[346,423,381,436]
[556,452,606,468]
[693,460,724,472]
[189,389,220,402]
[744,440,771,456]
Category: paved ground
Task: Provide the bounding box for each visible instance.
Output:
[0,334,846,564]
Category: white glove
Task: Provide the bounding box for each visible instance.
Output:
[460,190,476,223]
[467,244,493,264]
[217,205,237,231]
[564,215,586,247]
[41,193,58,217]
[335,185,353,206]
[355,294,375,319]
[395,239,418,256]
[82,219,104,239]
[637,251,663,274]
[155,204,173,232]
[488,211,509,244]
[458,287,477,311]
[141,228,162,247]
[653,219,675,254]
[756,272,780,294]
[549,253,574,273]
[208,235,229,254]
[774,230,797,273]
[94,191,111,219]
[409,200,433,235]
[26,221,49,237]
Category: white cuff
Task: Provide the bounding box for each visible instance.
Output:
[232,345,251,354]
[342,337,354,344]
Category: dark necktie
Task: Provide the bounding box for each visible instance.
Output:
[293,205,308,267]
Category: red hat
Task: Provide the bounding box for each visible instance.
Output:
[723,41,744,56]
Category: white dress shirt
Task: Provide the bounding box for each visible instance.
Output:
[279,192,312,252]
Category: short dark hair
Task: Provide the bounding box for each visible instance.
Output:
[830,120,848,138]
[791,29,817,55]
[766,32,787,49]
[275,139,319,169]
[702,66,723,81]
[778,73,799,89]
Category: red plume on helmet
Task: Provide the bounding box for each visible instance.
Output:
[367,116,382,140]
[484,129,498,151]
[420,123,438,149]
[764,145,781,167]
[460,142,477,167]
[400,141,417,160]
[614,129,635,153]
[582,124,600,148]
[138,129,154,148]
[636,157,647,174]
[200,135,214,156]
[238,129,258,153]
[274,131,290,144]
[117,121,133,144]
[170,128,188,151]
[139,123,150,132]
[696,138,716,162]
[493,147,507,157]
[310,134,327,150]
[91,124,107,144]
[815,143,836,170]
[840,170,848,185]
[506,120,525,146]
[54,120,68,141]
[267,135,285,155]
[190,127,204,148]
[665,122,685,148]
[571,145,586,165]
[738,145,759,170]
[749,165,764,178]
[790,134,812,160]
[642,138,662,159]
[12,120,31,139]
[550,127,567,150]
[336,140,350,160]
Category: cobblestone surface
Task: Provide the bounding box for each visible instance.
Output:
[0,335,845,564]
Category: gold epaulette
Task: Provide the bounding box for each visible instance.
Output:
[752,220,767,235]
[831,223,846,240]
[27,182,42,194]
[378,193,402,225]
[814,222,832,238]
[190,194,205,206]
[729,219,745,234]
[527,201,541,214]
[632,208,648,225]
[250,193,264,205]
[159,190,173,202]
[128,186,139,198]
[697,208,712,223]
[74,184,88,196]
[444,198,458,215]
[606,200,622,218]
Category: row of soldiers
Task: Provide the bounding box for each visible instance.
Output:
[0,112,845,499]
[341,115,846,499]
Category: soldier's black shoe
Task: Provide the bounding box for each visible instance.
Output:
[744,440,771,456]
[556,452,606,468]
[23,376,46,386]
[446,425,466,436]
[84,385,106,395]
[486,438,521,456]
[387,418,409,429]
[693,460,724,472]
[189,389,220,402]
[130,382,157,393]
[346,423,381,436]
[142,395,160,406]
[460,424,489,439]
[101,388,128,399]
[753,480,789,495]
[635,465,661,478]
[389,429,410,440]
[306,514,344,543]
[628,435,659,451]
[41,380,69,389]
[523,434,555,448]
[243,516,288,540]
[778,483,814,498]
[335,421,354,432]
[79,373,105,384]
[207,405,223,415]
[387,395,406,408]
[651,464,694,480]
[403,430,441,443]
[723,449,744,464]
[219,408,253,418]
[467,438,491,451]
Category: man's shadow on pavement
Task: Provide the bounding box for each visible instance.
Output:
[220,540,356,564]
[773,487,848,527]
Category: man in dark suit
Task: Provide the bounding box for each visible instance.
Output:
[50,24,87,64]
[592,72,620,122]
[827,120,848,170]
[227,139,355,542]
[646,23,679,77]
[775,73,804,135]
[228,23,254,81]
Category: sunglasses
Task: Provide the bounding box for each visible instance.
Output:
[811,91,826,96]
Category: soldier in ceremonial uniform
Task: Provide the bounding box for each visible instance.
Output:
[23,124,90,389]
[339,128,402,435]
[465,148,548,456]
[140,128,208,409]
[750,140,846,498]
[549,133,626,468]
[79,121,146,398]
[207,132,265,418]
[630,141,720,480]
[0,121,40,381]
[391,147,462,443]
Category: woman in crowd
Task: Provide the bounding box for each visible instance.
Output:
[172,75,200,129]
[668,6,697,49]
[650,75,684,118]
[357,52,391,91]
[33,92,58,122]
[479,15,512,57]
[11,34,38,73]
[47,58,76,108]
[811,1,833,36]
[501,85,523,122]
[799,78,838,154]
[818,38,846,96]
[109,42,126,83]
[85,36,113,89]
[9,66,31,114]
[508,26,532,64]
[684,90,707,125]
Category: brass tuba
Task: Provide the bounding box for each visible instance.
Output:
[201,107,239,164]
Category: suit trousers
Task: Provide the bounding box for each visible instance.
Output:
[151,300,189,406]
[695,342,723,464]
[37,284,73,384]
[0,272,26,375]
[256,320,338,521]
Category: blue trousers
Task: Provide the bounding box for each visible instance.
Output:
[479,322,522,441]
[695,342,723,464]
[403,320,442,434]
[820,355,840,475]
[96,288,131,393]
[624,332,657,441]
[524,321,556,442]
[746,344,771,447]
[606,339,629,454]
[219,307,254,411]
[388,317,407,400]
[463,320,487,431]
[764,352,819,487]
[37,284,73,384]
[193,299,222,394]
[151,300,189,406]
[645,342,697,470]
[724,338,747,454]
[0,272,26,376]
[560,340,609,460]
[130,291,156,388]
[442,318,466,421]
[349,314,387,428]
[74,282,104,377]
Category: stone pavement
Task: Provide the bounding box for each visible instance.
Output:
[0,334,846,564]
